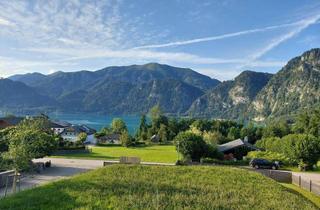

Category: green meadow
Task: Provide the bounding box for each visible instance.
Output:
[54,145,178,163]
[0,165,317,210]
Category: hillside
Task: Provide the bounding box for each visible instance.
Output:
[4,49,320,119]
[8,63,218,114]
[250,48,320,121]
[0,165,316,210]
[8,72,46,86]
[0,79,56,109]
[9,63,219,96]
[188,71,273,119]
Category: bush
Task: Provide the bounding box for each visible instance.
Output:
[77,132,87,145]
[174,131,216,162]
[120,130,133,147]
[255,134,320,169]
[246,151,290,165]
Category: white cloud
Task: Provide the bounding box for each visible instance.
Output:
[0,17,14,26]
[243,13,320,67]
[0,1,318,80]
[0,56,75,77]
[132,21,301,49]
[23,47,245,65]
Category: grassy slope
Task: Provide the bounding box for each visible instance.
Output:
[281,183,320,208]
[53,145,178,163]
[0,165,318,210]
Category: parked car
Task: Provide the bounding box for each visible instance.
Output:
[249,158,279,170]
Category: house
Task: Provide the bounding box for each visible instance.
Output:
[60,125,96,143]
[150,134,160,142]
[218,138,259,160]
[0,116,24,129]
[0,120,10,129]
[97,133,121,144]
[50,120,71,135]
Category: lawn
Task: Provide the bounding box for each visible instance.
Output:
[0,165,318,210]
[53,145,178,163]
[281,183,320,208]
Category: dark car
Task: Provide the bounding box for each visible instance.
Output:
[249,158,279,170]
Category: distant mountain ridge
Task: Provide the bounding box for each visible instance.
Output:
[5,49,320,120]
[8,63,219,115]
[188,71,273,119]
[249,48,320,121]
[0,79,56,109]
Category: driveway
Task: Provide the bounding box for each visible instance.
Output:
[0,158,104,198]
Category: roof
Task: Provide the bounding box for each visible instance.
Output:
[218,139,259,152]
[0,120,11,129]
[0,116,24,128]
[98,133,120,141]
[50,120,71,128]
[61,125,96,135]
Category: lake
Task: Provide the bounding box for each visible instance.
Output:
[48,113,141,134]
[0,111,141,134]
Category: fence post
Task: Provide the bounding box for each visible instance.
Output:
[299,176,301,187]
[310,180,312,192]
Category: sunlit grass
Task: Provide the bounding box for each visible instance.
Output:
[281,183,320,208]
[0,165,317,210]
[53,145,178,163]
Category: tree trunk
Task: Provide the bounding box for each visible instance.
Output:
[12,169,18,194]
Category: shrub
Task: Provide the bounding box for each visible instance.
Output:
[255,134,320,169]
[120,130,133,147]
[77,132,87,145]
[174,131,219,162]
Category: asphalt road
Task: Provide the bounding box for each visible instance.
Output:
[0,158,104,198]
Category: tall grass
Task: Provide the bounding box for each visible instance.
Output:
[0,165,317,210]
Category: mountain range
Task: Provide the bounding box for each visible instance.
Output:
[2,48,320,121]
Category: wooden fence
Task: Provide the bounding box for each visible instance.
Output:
[0,170,14,188]
[292,174,320,196]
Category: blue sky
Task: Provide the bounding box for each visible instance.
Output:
[0,0,319,80]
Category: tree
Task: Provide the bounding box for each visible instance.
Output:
[120,130,132,147]
[111,118,127,133]
[227,127,241,140]
[0,127,14,152]
[158,124,168,143]
[256,134,320,170]
[148,105,168,137]
[293,107,320,137]
[18,116,52,134]
[2,129,32,193]
[149,105,162,122]
[2,128,56,192]
[174,131,214,161]
[240,123,260,144]
[203,131,227,145]
[262,120,291,138]
[190,120,211,132]
[136,114,149,141]
[282,134,320,169]
[77,132,87,145]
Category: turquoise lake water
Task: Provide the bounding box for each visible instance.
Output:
[48,113,141,134]
[0,112,141,134]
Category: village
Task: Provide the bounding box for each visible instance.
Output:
[1,109,320,205]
